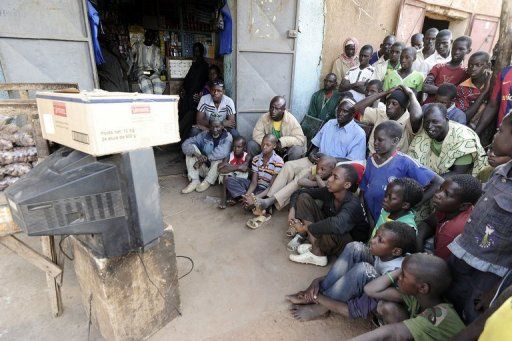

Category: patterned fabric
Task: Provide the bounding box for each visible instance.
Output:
[139,73,165,94]
[455,78,482,112]
[383,70,424,92]
[403,303,465,341]
[251,151,284,188]
[197,94,236,122]
[448,160,512,277]
[408,121,487,176]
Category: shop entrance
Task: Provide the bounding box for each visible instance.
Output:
[94,0,227,96]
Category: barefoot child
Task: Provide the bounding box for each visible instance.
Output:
[287,164,370,266]
[218,136,249,208]
[360,121,442,225]
[225,134,284,228]
[287,221,416,321]
[354,254,465,340]
[417,174,482,259]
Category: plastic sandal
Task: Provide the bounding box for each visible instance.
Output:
[246,215,271,229]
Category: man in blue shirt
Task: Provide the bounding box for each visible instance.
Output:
[255,98,367,212]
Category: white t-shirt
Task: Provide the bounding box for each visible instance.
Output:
[344,65,376,102]
[197,94,236,121]
[374,256,404,275]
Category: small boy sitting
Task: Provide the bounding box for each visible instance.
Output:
[287,221,416,322]
[224,134,284,228]
[181,118,232,194]
[252,155,337,217]
[217,136,250,209]
[360,120,443,225]
[417,174,482,260]
[435,83,467,125]
[371,177,423,239]
[287,164,370,266]
[354,253,465,340]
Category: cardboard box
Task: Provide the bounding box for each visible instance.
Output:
[36,91,180,156]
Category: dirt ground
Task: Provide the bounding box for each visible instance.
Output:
[0,150,372,340]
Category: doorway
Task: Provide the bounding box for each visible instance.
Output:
[422,16,450,33]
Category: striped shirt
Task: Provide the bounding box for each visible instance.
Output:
[251,151,284,188]
[197,94,236,122]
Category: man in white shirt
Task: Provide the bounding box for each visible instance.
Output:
[418,29,452,77]
[412,28,439,72]
[339,45,375,102]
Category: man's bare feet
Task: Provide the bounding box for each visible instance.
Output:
[290,304,329,321]
[285,292,311,305]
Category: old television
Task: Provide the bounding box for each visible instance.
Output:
[4,147,164,258]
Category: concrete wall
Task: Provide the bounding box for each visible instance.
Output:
[291,0,325,120]
[321,0,502,78]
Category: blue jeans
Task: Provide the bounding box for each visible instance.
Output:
[320,242,379,302]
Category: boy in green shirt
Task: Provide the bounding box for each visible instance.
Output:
[352,253,465,341]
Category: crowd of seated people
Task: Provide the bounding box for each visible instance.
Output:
[179,28,512,340]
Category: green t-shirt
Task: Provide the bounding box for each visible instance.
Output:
[430,140,473,165]
[403,303,465,341]
[371,209,417,239]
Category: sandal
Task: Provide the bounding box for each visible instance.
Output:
[286,225,297,237]
[246,215,271,229]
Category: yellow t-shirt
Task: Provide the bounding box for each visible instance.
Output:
[272,120,282,132]
[479,297,512,341]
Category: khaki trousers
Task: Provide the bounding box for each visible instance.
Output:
[185,145,221,184]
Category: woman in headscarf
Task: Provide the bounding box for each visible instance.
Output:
[331,38,359,81]
[179,42,209,137]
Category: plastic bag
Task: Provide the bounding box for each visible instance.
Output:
[0,176,19,190]
[3,163,31,177]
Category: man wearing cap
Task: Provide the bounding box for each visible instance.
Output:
[353,86,423,153]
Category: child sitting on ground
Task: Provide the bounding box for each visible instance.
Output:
[371,177,423,239]
[253,155,338,218]
[417,174,482,260]
[354,253,465,340]
[181,118,232,194]
[434,83,467,125]
[218,136,250,209]
[224,134,284,229]
[286,221,416,322]
[360,121,442,225]
[286,164,370,266]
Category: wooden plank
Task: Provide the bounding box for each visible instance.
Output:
[41,236,63,317]
[0,100,38,116]
[0,235,62,278]
[0,83,78,91]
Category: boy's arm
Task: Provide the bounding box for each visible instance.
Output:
[399,85,423,134]
[297,177,318,188]
[416,213,438,252]
[419,174,443,206]
[465,75,491,122]
[256,172,278,198]
[349,323,412,341]
[363,269,403,303]
[217,157,230,172]
[353,90,392,114]
[245,171,259,196]
[422,72,438,95]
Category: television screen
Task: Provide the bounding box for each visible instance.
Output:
[5,147,164,258]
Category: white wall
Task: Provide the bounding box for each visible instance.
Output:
[291,0,325,120]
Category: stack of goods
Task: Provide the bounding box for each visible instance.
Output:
[0,121,37,191]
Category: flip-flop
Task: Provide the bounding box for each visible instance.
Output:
[246,215,271,229]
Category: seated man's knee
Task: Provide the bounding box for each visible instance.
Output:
[247,140,261,156]
[287,146,304,161]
